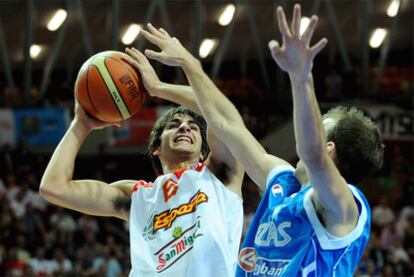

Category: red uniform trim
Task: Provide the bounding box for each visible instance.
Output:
[132,180,153,192]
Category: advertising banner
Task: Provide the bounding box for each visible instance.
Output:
[13,108,70,146]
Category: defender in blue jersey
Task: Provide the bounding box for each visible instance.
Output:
[129,4,383,276]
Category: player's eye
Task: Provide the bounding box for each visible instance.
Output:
[190,124,199,131]
[166,122,179,129]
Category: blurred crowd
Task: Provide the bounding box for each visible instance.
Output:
[0,135,412,276]
[0,68,413,276]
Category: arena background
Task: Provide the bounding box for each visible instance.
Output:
[0,0,412,276]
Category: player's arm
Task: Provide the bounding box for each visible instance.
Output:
[137,24,289,190]
[39,100,133,221]
[270,5,357,236]
[123,48,244,196]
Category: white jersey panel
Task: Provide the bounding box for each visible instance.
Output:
[129,163,243,277]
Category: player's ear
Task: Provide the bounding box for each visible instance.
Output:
[327,141,336,156]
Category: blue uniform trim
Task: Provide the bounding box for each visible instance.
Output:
[303,185,369,250]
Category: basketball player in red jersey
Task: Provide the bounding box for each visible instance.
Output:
[39,66,245,275]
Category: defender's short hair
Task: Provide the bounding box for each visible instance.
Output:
[323,106,384,184]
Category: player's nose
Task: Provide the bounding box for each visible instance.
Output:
[178,122,191,132]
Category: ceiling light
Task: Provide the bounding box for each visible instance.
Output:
[387,0,400,17]
[47,9,67,31]
[30,44,42,59]
[199,39,218,58]
[369,28,387,48]
[300,17,310,35]
[218,4,235,26]
[122,24,142,45]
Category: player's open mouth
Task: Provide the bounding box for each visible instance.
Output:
[174,135,192,144]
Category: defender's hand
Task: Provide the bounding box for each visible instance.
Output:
[141,23,195,67]
[269,4,327,82]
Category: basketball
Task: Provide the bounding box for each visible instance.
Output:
[75,50,145,123]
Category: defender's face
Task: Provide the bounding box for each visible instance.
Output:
[157,114,203,159]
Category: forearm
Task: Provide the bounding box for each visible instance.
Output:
[180,58,245,132]
[40,121,89,189]
[290,74,326,162]
[152,83,201,114]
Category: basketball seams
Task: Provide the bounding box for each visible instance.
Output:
[91,63,124,120]
[104,57,132,115]
[106,55,146,104]
[90,55,131,120]
[85,60,102,117]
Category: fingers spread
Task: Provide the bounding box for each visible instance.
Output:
[144,49,163,62]
[277,6,292,38]
[291,4,301,37]
[302,15,318,45]
[310,38,328,58]
[158,27,170,37]
[141,29,163,46]
[147,23,164,38]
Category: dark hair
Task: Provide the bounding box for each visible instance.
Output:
[147,106,209,175]
[323,106,384,184]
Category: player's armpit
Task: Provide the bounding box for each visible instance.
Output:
[40,179,135,221]
[306,157,359,236]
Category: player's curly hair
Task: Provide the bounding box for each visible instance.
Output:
[147,106,209,176]
[323,106,384,184]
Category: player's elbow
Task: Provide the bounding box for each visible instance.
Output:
[39,176,63,202]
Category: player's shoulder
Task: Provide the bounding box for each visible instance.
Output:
[266,165,296,185]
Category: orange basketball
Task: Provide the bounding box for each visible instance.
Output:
[75,51,145,123]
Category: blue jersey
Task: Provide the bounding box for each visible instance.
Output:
[237,165,371,277]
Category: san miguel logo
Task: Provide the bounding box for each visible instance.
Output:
[153,190,208,232]
[155,219,202,273]
[162,178,179,202]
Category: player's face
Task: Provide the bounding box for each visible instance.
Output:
[158,114,203,159]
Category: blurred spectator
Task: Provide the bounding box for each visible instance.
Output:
[368,232,387,271]
[29,247,53,276]
[2,248,30,276]
[92,246,122,277]
[379,223,397,250]
[0,143,14,174]
[4,172,20,202]
[390,238,412,275]
[48,248,74,276]
[396,206,414,239]
[78,215,99,234]
[73,248,95,276]
[21,203,46,249]
[15,235,31,265]
[50,206,77,246]
[9,188,27,218]
[372,197,395,227]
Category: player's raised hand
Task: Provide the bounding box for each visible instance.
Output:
[269,4,327,82]
[123,47,162,97]
[141,23,194,67]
